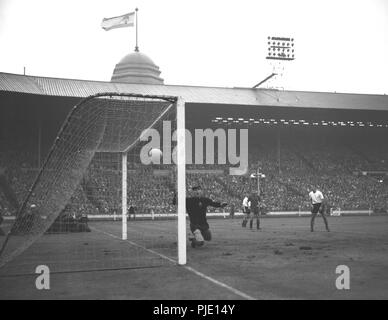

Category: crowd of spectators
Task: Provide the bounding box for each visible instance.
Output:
[1,129,388,218]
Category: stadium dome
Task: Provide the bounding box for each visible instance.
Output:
[111,50,164,84]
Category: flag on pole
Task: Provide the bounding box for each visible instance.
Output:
[101,12,135,31]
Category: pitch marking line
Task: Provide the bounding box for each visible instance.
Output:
[183,265,256,300]
[91,226,256,300]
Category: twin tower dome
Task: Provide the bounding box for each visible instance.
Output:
[110,50,164,85]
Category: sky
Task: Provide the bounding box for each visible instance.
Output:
[0,0,387,94]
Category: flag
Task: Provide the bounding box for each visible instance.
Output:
[101,12,135,31]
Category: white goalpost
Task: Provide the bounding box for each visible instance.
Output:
[121,151,128,240]
[176,97,186,265]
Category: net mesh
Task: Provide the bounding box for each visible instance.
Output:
[0,93,178,271]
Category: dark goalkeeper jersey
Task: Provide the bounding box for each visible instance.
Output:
[173,196,223,227]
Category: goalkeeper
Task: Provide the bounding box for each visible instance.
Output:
[173,186,227,248]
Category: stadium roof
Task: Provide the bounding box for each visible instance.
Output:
[0,72,388,111]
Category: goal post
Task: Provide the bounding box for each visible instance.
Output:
[0,93,187,270]
[121,151,127,240]
[176,97,186,265]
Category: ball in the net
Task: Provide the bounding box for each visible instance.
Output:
[149,148,163,163]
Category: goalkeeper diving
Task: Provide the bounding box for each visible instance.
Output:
[173,186,227,248]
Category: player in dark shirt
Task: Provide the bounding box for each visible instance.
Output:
[248,192,261,230]
[173,186,227,248]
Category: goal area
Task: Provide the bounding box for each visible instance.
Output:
[0,93,187,274]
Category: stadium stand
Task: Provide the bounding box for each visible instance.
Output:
[1,125,387,218]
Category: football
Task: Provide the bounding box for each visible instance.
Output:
[149,148,163,164]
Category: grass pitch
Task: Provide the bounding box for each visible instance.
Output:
[0,215,387,299]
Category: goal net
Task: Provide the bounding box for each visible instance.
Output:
[0,93,186,274]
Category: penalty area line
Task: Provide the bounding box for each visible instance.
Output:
[91,226,256,300]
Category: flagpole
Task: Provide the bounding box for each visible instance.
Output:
[135,8,139,52]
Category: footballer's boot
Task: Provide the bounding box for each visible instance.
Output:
[192,230,204,247]
[189,237,196,248]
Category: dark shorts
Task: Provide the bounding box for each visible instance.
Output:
[190,223,212,241]
[252,207,259,215]
[243,206,250,214]
[319,203,327,214]
[311,203,322,214]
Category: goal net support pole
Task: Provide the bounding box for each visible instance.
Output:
[122,151,128,240]
[177,97,186,265]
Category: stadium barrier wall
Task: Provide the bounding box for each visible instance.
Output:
[2,209,380,222]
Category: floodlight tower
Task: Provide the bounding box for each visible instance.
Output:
[250,162,265,196]
[263,36,295,89]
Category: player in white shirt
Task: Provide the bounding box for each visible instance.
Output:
[309,188,330,232]
[242,196,250,228]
